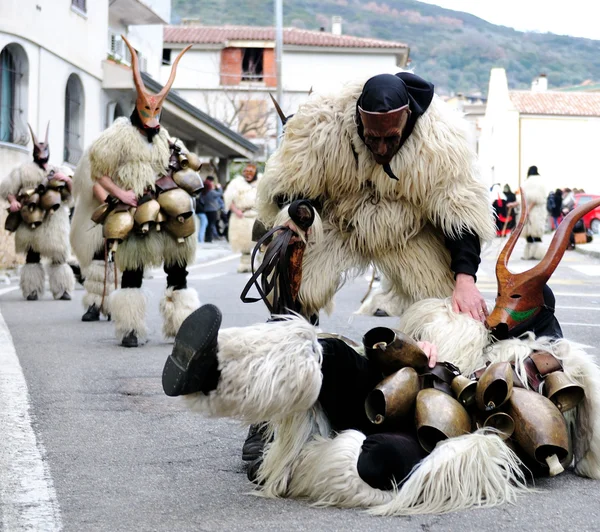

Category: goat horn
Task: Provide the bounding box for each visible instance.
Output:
[526,196,600,283]
[27,123,38,147]
[269,93,287,125]
[121,35,146,98]
[496,190,529,283]
[45,121,50,144]
[156,44,192,104]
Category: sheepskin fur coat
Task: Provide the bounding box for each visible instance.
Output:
[257,78,495,317]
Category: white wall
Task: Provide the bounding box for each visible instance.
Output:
[162,49,222,89]
[520,116,600,194]
[282,51,399,93]
[479,68,521,191]
[0,0,107,80]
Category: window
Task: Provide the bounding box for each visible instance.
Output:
[64,74,84,165]
[0,44,28,145]
[162,49,172,66]
[71,0,86,13]
[242,49,264,82]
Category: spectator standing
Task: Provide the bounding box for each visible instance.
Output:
[550,188,563,229]
[562,188,575,212]
[203,176,223,243]
[195,190,208,243]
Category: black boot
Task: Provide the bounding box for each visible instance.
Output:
[242,423,271,462]
[121,330,138,348]
[82,304,100,322]
[59,292,71,301]
[246,457,265,485]
[162,304,222,397]
[26,291,38,301]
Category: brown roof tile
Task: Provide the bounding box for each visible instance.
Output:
[164,25,408,49]
[509,90,600,116]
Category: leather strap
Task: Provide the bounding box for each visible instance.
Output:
[240,225,301,316]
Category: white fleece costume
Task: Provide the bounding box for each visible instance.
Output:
[182,298,600,515]
[85,117,199,342]
[257,79,495,317]
[0,161,75,299]
[223,174,260,273]
[519,173,548,260]
[70,151,116,317]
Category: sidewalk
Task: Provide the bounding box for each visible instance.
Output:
[574,238,600,259]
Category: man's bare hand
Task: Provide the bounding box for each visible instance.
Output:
[9,200,21,213]
[417,341,438,368]
[118,189,138,207]
[452,273,488,323]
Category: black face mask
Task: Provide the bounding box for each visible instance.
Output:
[130,109,160,142]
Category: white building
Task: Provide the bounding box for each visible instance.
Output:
[0,0,257,265]
[479,68,600,193]
[161,21,410,157]
[0,0,257,178]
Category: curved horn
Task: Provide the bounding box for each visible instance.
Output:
[496,189,529,282]
[308,86,313,96]
[121,35,146,97]
[269,93,287,125]
[44,121,50,144]
[156,45,192,104]
[526,196,600,283]
[27,123,38,147]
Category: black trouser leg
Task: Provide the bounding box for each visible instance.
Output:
[526,236,542,243]
[93,249,105,261]
[318,338,425,490]
[26,249,41,263]
[318,338,384,436]
[164,262,188,290]
[121,268,144,289]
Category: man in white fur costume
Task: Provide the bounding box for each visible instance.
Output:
[83,36,200,347]
[519,165,548,260]
[0,124,75,301]
[160,199,600,516]
[256,72,495,323]
[223,162,260,273]
[70,153,116,322]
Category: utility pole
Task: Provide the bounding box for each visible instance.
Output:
[275,0,283,146]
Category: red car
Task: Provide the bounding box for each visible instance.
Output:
[574,193,600,233]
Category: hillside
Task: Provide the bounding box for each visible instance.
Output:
[171,0,600,96]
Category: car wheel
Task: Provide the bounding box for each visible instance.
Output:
[591,219,600,234]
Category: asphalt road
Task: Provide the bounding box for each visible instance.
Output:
[2,237,600,532]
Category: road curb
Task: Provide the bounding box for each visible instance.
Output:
[574,246,600,259]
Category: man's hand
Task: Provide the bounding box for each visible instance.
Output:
[452,273,488,323]
[9,200,21,213]
[52,172,71,185]
[118,189,138,207]
[417,341,438,368]
[234,208,244,219]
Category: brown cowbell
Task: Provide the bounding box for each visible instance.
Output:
[121,35,192,129]
[28,122,50,166]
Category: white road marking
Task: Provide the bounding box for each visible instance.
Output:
[0,286,19,297]
[0,309,62,530]
[186,272,227,282]
[557,306,600,311]
[151,253,241,279]
[479,289,600,298]
[561,323,600,328]
[568,265,600,276]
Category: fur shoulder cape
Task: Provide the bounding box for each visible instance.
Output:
[258,77,494,242]
[88,117,171,197]
[0,162,49,198]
